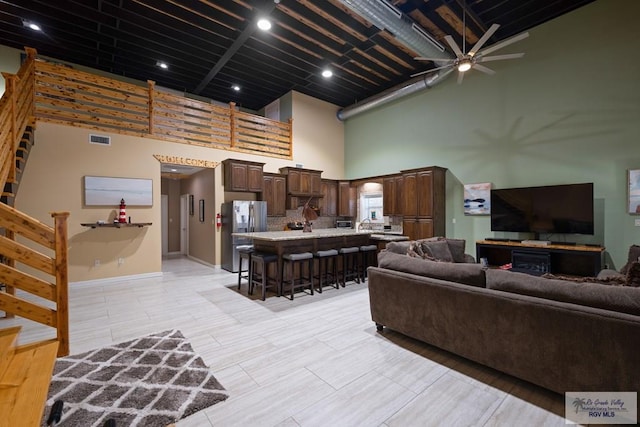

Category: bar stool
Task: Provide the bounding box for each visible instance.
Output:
[281,252,314,300]
[249,252,280,301]
[314,249,339,293]
[359,244,378,282]
[339,246,360,287]
[237,245,254,292]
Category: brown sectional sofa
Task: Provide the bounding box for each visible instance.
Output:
[368,247,640,395]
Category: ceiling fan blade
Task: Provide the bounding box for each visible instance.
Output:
[414,56,455,62]
[479,32,529,56]
[477,53,525,62]
[444,35,464,58]
[468,23,500,57]
[457,71,465,85]
[472,64,496,75]
[410,64,453,77]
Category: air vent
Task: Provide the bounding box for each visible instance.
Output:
[89,134,111,145]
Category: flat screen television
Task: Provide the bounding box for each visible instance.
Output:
[490,183,594,236]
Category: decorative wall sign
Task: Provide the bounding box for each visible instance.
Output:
[84,176,152,206]
[464,182,491,215]
[153,155,219,169]
[629,169,640,214]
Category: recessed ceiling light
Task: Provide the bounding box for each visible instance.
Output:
[23,21,41,31]
[322,69,333,78]
[257,18,272,31]
[232,85,241,91]
[156,61,168,69]
[170,168,177,172]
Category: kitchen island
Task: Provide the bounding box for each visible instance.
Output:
[232,229,409,287]
[232,228,409,254]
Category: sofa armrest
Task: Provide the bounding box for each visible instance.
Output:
[463,254,476,263]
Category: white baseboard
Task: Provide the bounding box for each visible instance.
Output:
[186,255,220,269]
[70,271,163,287]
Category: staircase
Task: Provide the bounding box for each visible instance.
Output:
[0,326,58,426]
[1,126,34,206]
[0,49,68,426]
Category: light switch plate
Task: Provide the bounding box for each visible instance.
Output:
[635,219,640,227]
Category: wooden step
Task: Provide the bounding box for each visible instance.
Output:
[0,326,20,381]
[0,334,58,426]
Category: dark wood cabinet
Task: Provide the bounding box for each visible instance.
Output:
[262,173,286,216]
[222,159,264,192]
[279,167,324,209]
[320,179,338,217]
[383,176,397,216]
[338,181,356,217]
[401,166,446,240]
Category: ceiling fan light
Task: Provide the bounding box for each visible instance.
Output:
[458,61,472,72]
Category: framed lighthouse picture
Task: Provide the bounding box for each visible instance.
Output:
[84,176,153,206]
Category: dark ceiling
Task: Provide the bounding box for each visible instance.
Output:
[1,0,595,111]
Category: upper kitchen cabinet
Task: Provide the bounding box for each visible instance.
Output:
[320,179,338,217]
[279,167,323,197]
[338,181,356,217]
[262,173,286,216]
[383,174,404,216]
[222,159,265,192]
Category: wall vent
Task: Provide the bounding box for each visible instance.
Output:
[89,134,111,145]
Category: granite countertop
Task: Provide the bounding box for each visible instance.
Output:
[233,228,410,242]
[369,234,410,242]
[233,228,378,241]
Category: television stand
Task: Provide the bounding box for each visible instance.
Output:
[476,240,604,277]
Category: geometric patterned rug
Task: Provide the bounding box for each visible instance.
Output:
[41,329,228,426]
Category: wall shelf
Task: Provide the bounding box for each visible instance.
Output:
[81,222,152,228]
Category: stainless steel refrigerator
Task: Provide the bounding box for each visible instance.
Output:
[221,200,268,272]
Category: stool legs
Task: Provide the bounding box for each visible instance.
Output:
[282,255,314,300]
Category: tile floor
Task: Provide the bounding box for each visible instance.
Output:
[3,256,576,426]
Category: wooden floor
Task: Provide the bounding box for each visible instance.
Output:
[2,256,577,427]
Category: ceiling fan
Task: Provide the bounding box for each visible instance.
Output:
[412,4,529,84]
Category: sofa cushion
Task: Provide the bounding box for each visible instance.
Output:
[485,269,640,316]
[421,240,454,262]
[378,250,486,287]
[386,241,411,255]
[445,238,467,263]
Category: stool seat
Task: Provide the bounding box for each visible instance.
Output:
[283,252,313,261]
[282,252,314,300]
[339,247,359,254]
[315,249,339,257]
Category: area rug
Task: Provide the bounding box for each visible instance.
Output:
[42,329,228,426]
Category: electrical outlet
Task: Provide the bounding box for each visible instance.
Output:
[94,259,100,267]
[118,257,125,266]
[635,219,640,227]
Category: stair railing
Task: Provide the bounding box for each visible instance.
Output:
[0,48,70,357]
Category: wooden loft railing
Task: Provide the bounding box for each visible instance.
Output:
[34,53,293,159]
[0,48,70,358]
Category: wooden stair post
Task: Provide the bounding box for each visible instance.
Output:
[51,211,69,357]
